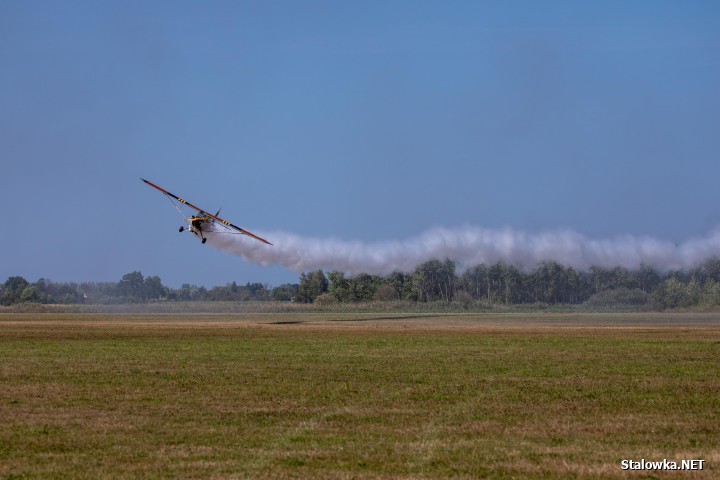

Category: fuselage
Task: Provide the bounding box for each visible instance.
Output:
[188,216,213,241]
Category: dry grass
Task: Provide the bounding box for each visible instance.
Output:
[1,312,718,479]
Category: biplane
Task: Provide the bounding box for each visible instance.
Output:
[141,178,272,246]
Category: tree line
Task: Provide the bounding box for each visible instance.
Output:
[297,258,720,309]
[4,258,720,309]
[0,272,297,305]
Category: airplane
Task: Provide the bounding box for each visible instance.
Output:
[141,178,272,246]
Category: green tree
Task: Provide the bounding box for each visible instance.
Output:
[20,285,41,303]
[588,266,612,293]
[412,259,456,302]
[348,273,376,302]
[1,276,29,305]
[459,265,490,301]
[143,275,165,300]
[654,277,691,309]
[685,278,701,306]
[271,283,298,301]
[500,263,522,304]
[117,271,145,301]
[634,264,661,293]
[327,271,351,302]
[243,282,270,300]
[700,279,720,306]
[385,272,413,300]
[562,267,581,304]
[297,270,328,303]
[487,262,507,303]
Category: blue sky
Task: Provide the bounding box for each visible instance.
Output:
[1,1,719,287]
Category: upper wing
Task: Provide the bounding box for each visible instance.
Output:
[142,178,273,245]
[142,178,206,214]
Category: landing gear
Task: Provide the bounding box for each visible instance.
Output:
[179,226,184,232]
[202,237,207,244]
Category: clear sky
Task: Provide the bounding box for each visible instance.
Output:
[1,1,719,287]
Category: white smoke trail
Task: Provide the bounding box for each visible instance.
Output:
[205,225,720,274]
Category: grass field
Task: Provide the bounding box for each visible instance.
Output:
[1,312,718,479]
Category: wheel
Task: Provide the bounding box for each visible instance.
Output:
[179,226,184,232]
[202,238,207,244]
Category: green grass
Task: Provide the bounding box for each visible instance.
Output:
[1,313,718,478]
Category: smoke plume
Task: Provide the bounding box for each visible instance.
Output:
[206,225,720,274]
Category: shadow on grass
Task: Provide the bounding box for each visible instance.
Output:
[329,315,429,322]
